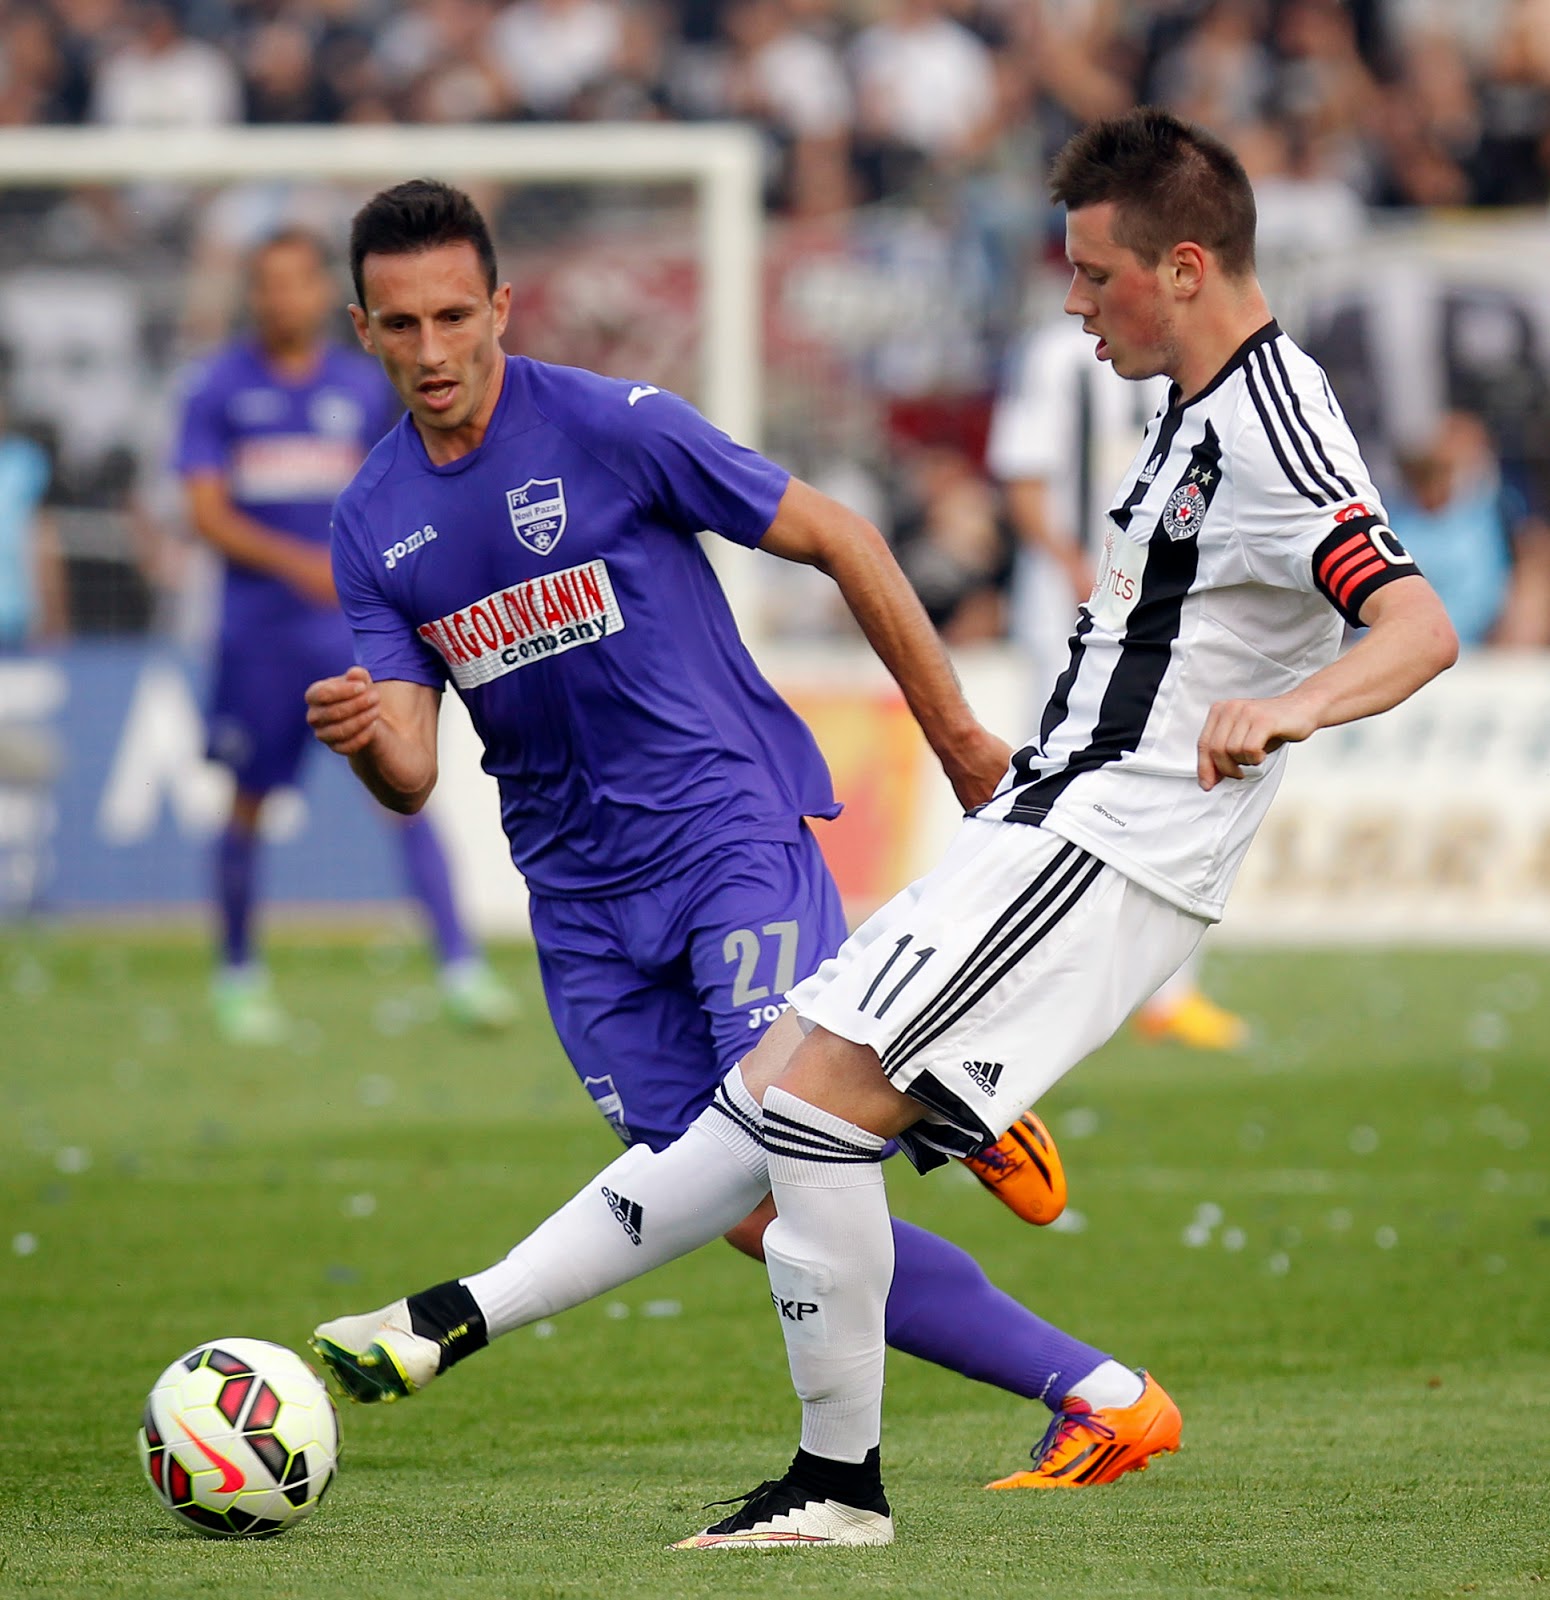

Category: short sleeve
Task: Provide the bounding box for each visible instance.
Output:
[593,386,791,548]
[173,361,231,478]
[985,328,1071,482]
[1232,376,1421,627]
[331,498,447,690]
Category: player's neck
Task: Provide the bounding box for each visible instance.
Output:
[1171,282,1274,402]
[260,336,326,382]
[415,354,507,467]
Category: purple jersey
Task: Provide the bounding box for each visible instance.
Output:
[331,355,839,898]
[175,339,398,632]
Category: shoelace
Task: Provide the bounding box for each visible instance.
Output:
[1032,1404,1117,1468]
[968,1143,1016,1175]
[701,1478,798,1529]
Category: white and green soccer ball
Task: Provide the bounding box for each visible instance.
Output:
[137,1338,339,1538]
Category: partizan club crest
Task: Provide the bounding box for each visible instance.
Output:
[1163,478,1208,540]
[507,477,567,556]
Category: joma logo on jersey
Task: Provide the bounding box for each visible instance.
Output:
[416,558,625,691]
[963,1059,1004,1093]
[382,523,438,570]
[601,1186,643,1246]
[507,477,566,555]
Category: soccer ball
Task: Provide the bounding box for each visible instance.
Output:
[137,1338,339,1538]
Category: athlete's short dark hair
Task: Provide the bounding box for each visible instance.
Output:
[249,226,330,275]
[1049,108,1257,278]
[349,179,498,307]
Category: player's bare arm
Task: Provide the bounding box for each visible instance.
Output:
[306,668,440,813]
[1197,576,1459,791]
[759,477,1012,809]
[185,473,337,607]
[1004,479,1095,600]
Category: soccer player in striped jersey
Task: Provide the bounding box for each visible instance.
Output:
[305,180,1157,1488]
[669,108,1457,1548]
[988,313,1250,1051]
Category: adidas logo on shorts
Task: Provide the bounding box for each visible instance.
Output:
[601,1187,644,1245]
[962,1059,1005,1094]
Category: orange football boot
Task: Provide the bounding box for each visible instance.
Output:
[986,1371,1181,1490]
[1133,988,1248,1051]
[959,1110,1068,1225]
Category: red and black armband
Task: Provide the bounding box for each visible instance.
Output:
[1311,505,1420,626]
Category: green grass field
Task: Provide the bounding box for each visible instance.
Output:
[2,929,1548,1599]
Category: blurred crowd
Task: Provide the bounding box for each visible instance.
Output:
[3,0,1550,212]
[4,0,1550,657]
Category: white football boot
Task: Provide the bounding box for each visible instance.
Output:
[673,1469,894,1549]
[310,1299,442,1403]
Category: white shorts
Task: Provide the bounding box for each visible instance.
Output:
[788,818,1206,1169]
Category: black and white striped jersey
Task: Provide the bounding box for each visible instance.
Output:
[978,320,1419,921]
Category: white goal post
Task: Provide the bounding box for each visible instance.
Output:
[0,122,764,443]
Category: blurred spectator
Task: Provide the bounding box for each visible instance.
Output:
[721,0,854,213]
[850,0,1001,198]
[0,394,65,647]
[90,0,241,127]
[241,18,338,123]
[373,0,504,119]
[1149,0,1275,139]
[1385,411,1550,649]
[489,0,627,117]
[0,5,90,124]
[892,443,1013,645]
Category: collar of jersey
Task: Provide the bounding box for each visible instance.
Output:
[408,353,528,475]
[1166,319,1280,414]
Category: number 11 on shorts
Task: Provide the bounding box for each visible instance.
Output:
[859,935,936,1019]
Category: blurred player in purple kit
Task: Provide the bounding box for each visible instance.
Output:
[175,228,514,1044]
[306,180,1160,1485]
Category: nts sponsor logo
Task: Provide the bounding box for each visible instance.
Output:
[415,558,625,690]
[601,1186,643,1246]
[963,1059,1005,1094]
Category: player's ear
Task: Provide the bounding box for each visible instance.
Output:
[1169,243,1206,300]
[491,282,512,342]
[348,303,374,353]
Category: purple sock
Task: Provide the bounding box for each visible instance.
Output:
[395,814,474,966]
[215,823,259,968]
[884,1218,1106,1407]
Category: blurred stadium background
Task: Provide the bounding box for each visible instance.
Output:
[5,6,1550,1590]
[6,1,1550,942]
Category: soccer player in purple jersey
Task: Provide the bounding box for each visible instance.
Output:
[307,180,1162,1484]
[176,228,514,1044]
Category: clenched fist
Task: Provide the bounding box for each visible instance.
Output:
[306,665,382,757]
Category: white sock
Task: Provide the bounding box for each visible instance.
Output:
[1067,1359,1145,1411]
[463,1066,769,1337]
[762,1085,893,1465]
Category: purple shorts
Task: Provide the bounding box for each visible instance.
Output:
[529,825,846,1151]
[206,612,354,795]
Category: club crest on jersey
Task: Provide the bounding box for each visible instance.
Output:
[506,477,567,556]
[1163,480,1208,540]
[1158,430,1223,542]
